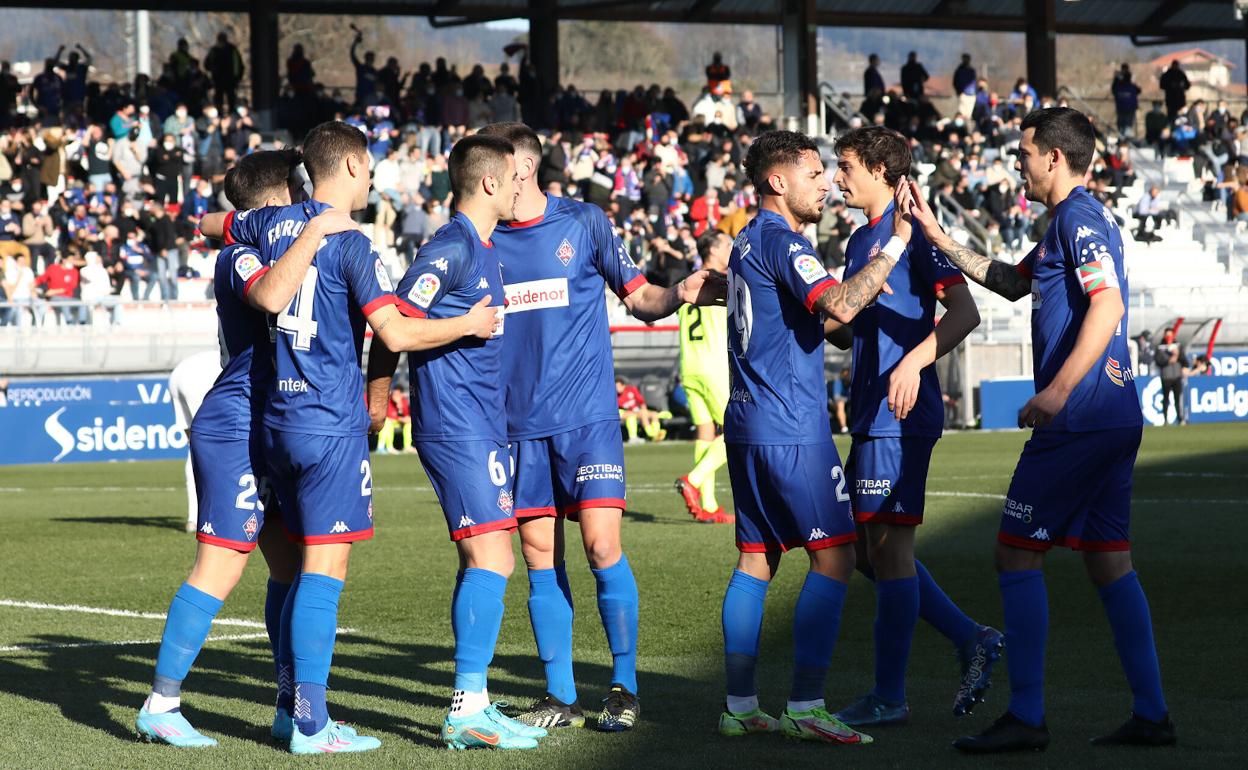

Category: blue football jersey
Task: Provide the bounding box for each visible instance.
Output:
[724,209,837,445]
[395,212,506,442]
[844,202,965,438]
[191,243,272,439]
[1016,186,1142,432]
[223,200,398,437]
[493,195,647,439]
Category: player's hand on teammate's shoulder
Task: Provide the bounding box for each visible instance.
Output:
[311,208,361,236]
[463,294,501,339]
[680,268,727,306]
[891,175,914,244]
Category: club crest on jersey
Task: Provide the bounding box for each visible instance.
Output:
[867,239,882,258]
[243,512,259,541]
[497,489,514,515]
[234,252,263,281]
[409,273,440,308]
[556,238,576,266]
[793,253,827,285]
[374,258,394,292]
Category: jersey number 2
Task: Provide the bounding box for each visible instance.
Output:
[685,306,704,341]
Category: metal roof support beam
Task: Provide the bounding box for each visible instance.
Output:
[528,0,559,126]
[1138,0,1190,31]
[684,0,720,22]
[781,0,818,133]
[1025,0,1057,98]
[249,0,279,131]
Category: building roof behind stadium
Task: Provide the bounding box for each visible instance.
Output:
[11,0,1248,42]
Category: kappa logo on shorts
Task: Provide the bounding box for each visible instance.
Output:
[892,502,906,514]
[808,527,829,541]
[556,238,575,266]
[1030,527,1050,541]
[497,489,514,515]
[329,521,350,534]
[458,515,476,528]
[243,513,259,541]
[199,522,216,536]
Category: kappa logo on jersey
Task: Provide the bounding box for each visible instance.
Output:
[497,489,514,515]
[1074,225,1096,241]
[787,241,807,256]
[243,512,259,541]
[477,276,489,289]
[432,257,449,273]
[793,253,827,285]
[808,527,829,541]
[374,258,394,292]
[458,515,476,528]
[409,273,440,308]
[200,521,216,536]
[556,238,576,266]
[1030,527,1051,541]
[233,252,263,281]
[329,521,350,534]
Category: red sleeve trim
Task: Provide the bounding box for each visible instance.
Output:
[361,295,398,317]
[300,527,376,545]
[933,274,966,294]
[1085,285,1111,298]
[241,265,270,298]
[618,273,648,299]
[395,297,427,318]
[450,516,519,541]
[803,277,837,312]
[222,210,236,246]
[195,532,260,552]
[1015,260,1033,280]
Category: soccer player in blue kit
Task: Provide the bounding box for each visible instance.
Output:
[200,121,499,754]
[136,149,361,748]
[904,108,1175,752]
[477,122,724,732]
[365,135,549,750]
[824,127,1003,728]
[717,130,907,745]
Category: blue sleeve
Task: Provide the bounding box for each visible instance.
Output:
[767,229,836,313]
[911,231,966,294]
[224,245,267,301]
[1060,205,1121,298]
[587,205,647,298]
[394,239,467,318]
[338,232,398,316]
[223,206,268,248]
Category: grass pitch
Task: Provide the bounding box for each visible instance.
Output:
[1,425,1245,769]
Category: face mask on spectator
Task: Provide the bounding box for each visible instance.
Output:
[163,140,175,150]
[205,109,218,119]
[176,108,187,119]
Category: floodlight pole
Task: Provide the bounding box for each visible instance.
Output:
[781,0,818,135]
[1024,0,1057,98]
[249,0,279,132]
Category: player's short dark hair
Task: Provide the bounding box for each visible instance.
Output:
[448,134,516,201]
[833,126,911,188]
[224,149,302,210]
[697,229,729,260]
[1021,107,1095,175]
[743,130,819,195]
[477,122,542,159]
[301,120,368,185]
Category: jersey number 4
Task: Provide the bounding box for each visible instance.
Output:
[273,266,319,351]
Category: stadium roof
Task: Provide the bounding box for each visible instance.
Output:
[5,0,1247,43]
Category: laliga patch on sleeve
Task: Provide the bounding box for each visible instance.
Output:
[408,273,440,308]
[233,252,263,281]
[374,258,394,292]
[793,253,828,285]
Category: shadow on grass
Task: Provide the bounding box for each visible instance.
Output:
[51,515,186,532]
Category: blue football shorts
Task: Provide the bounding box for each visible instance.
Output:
[263,428,374,545]
[416,439,517,541]
[190,429,277,551]
[511,420,627,521]
[845,435,938,526]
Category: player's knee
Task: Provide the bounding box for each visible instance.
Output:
[994,541,1043,573]
[583,536,622,569]
[1083,549,1133,587]
[520,536,556,570]
[810,543,855,582]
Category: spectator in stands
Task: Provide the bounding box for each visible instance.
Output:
[286,43,316,96]
[167,38,195,87]
[205,32,245,112]
[32,58,63,119]
[828,367,851,434]
[616,376,667,443]
[1159,59,1190,119]
[1135,185,1177,240]
[1232,166,1248,223]
[21,200,56,273]
[350,32,379,108]
[60,44,92,116]
[111,127,145,200]
[0,61,19,127]
[953,53,976,119]
[149,134,184,205]
[118,227,154,300]
[0,198,27,262]
[1108,143,1135,189]
[900,51,928,100]
[863,54,885,97]
[35,251,83,325]
[142,201,179,300]
[705,52,730,95]
[109,101,136,140]
[1154,328,1187,425]
[79,250,119,325]
[1111,64,1141,138]
[376,387,415,454]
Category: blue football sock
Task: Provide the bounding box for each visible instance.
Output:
[916,560,978,649]
[528,566,577,704]
[452,568,508,692]
[264,578,293,707]
[592,554,639,693]
[152,582,224,698]
[290,572,344,736]
[790,572,847,703]
[1098,571,1168,722]
[555,563,573,608]
[999,570,1047,727]
[722,569,768,698]
[873,576,919,703]
[276,576,297,712]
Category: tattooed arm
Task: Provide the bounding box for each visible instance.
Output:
[905,180,1030,302]
[812,251,897,324]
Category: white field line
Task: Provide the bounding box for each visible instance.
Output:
[0,631,271,653]
[926,490,1241,506]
